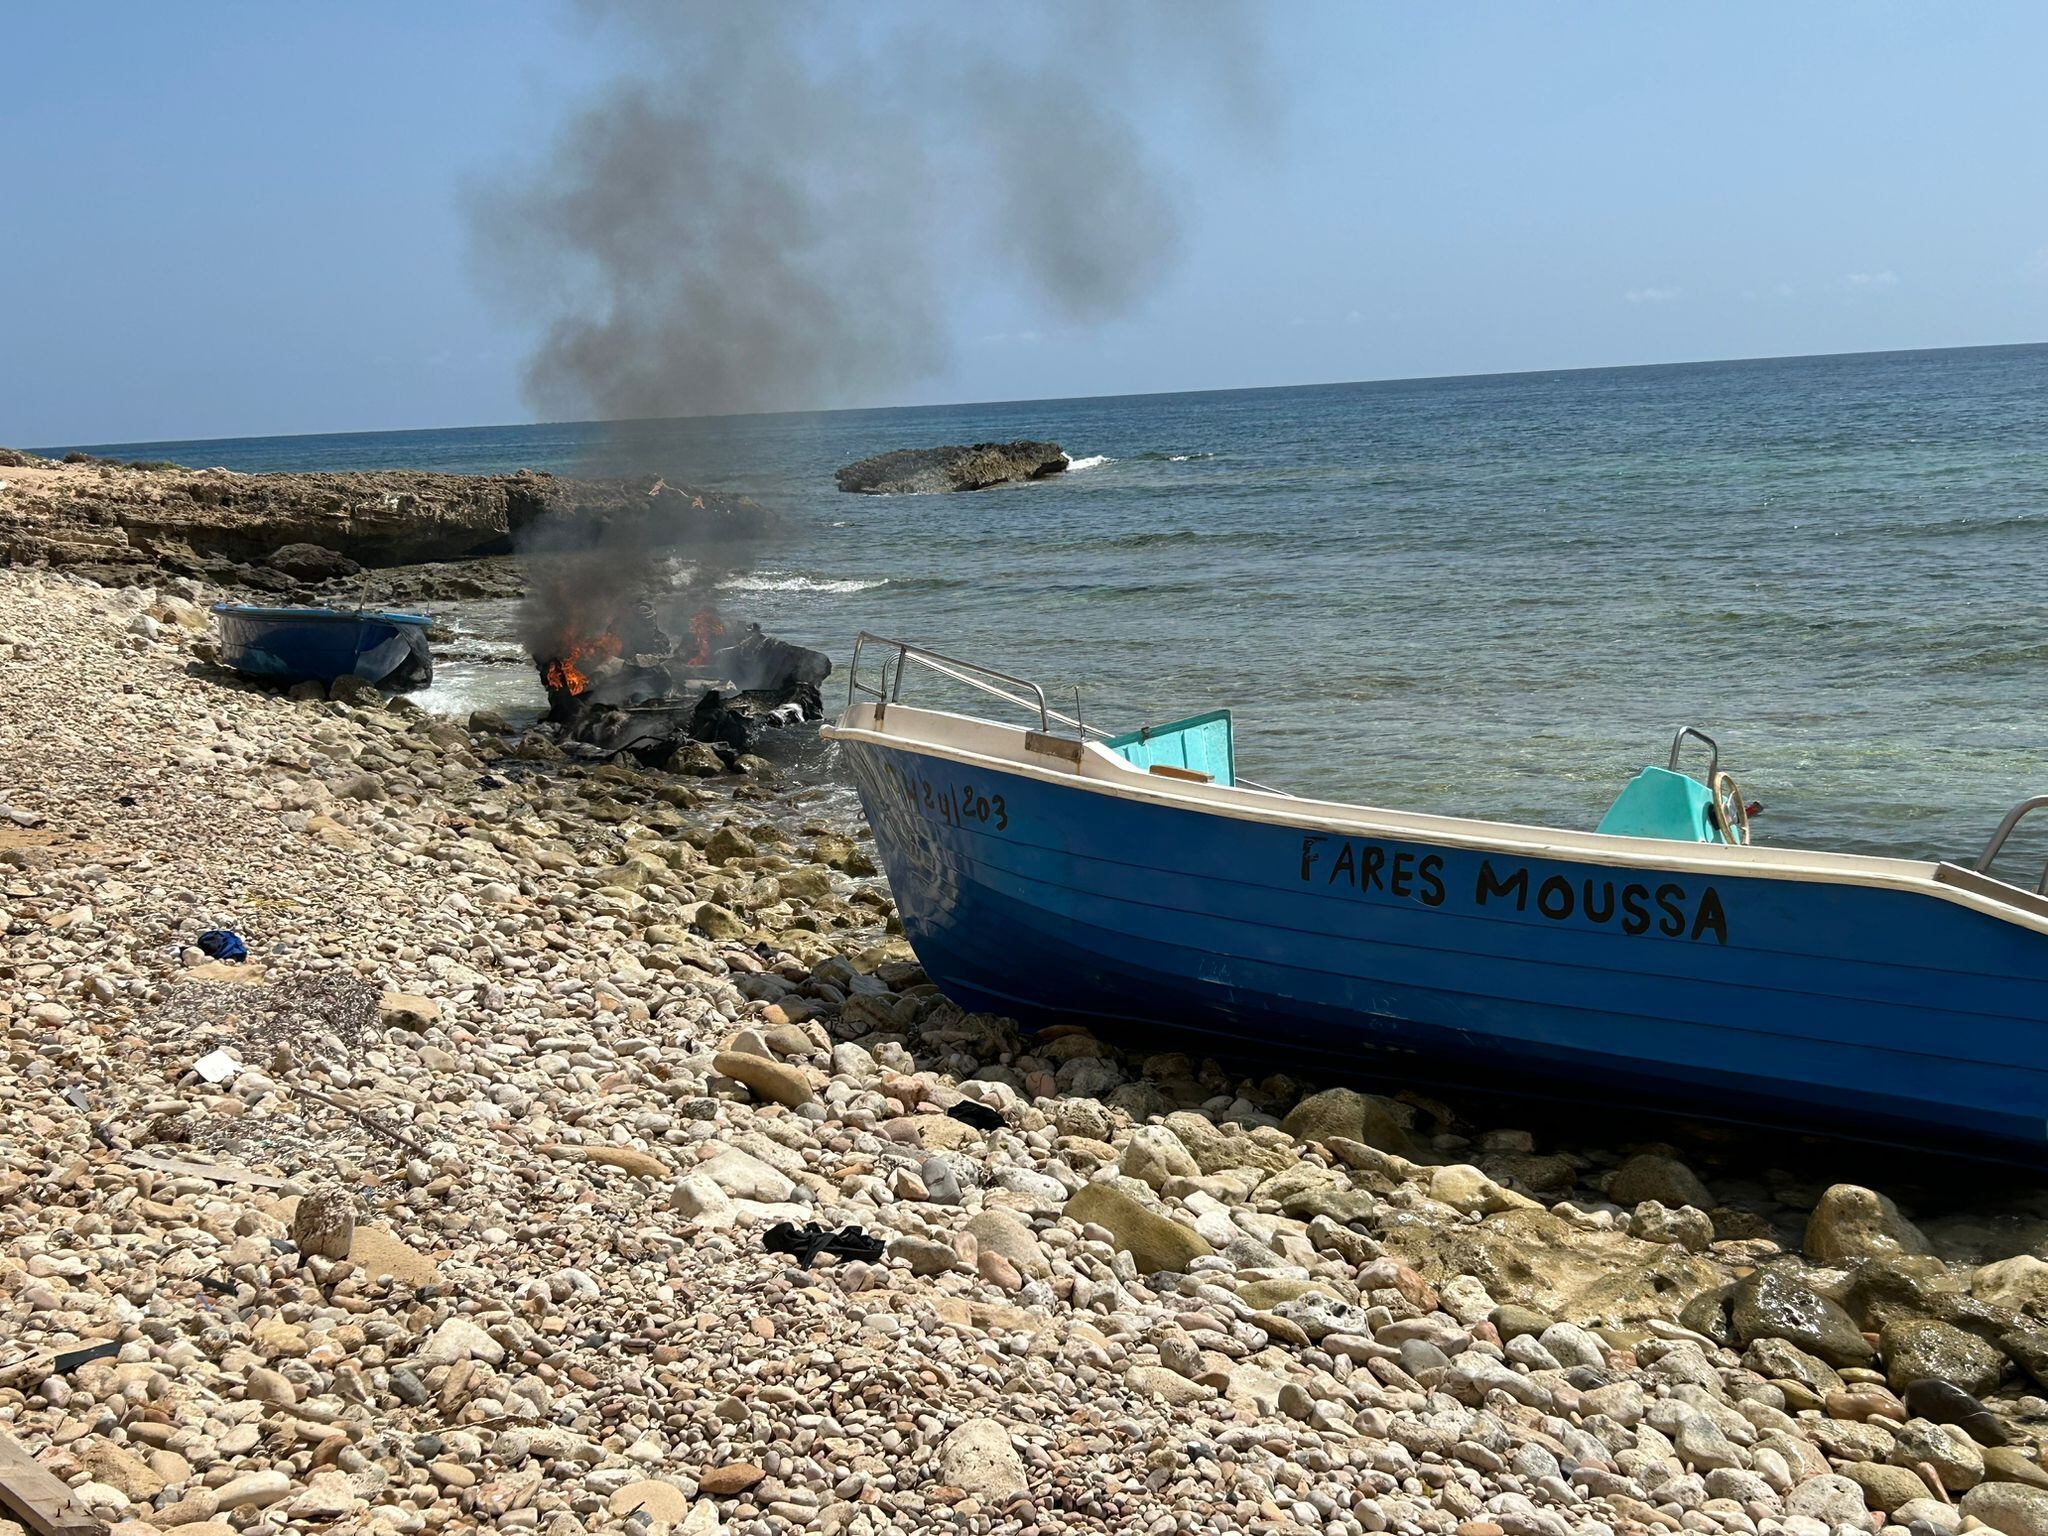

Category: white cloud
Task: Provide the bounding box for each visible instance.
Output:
[1624,286,1680,305]
[1344,309,1363,324]
[1846,270,1899,291]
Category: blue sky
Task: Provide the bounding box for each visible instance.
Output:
[5,2,2045,446]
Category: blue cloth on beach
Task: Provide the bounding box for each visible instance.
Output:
[197,929,248,962]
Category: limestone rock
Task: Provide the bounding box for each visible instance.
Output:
[1064,1180,1213,1275]
[937,1417,1028,1498]
[213,1469,293,1511]
[1890,1416,1986,1492]
[551,1143,669,1179]
[1119,1124,1199,1189]
[1430,1163,1538,1216]
[672,1172,739,1226]
[610,1479,693,1521]
[698,1148,796,1203]
[269,541,361,580]
[712,1049,813,1108]
[379,991,441,1029]
[1963,1480,2048,1536]
[1281,1087,1413,1153]
[1631,1199,1715,1252]
[687,901,749,941]
[964,1209,1051,1279]
[1731,1266,1877,1367]
[286,1471,365,1521]
[347,1224,441,1285]
[289,1186,356,1260]
[1846,1254,1972,1332]
[704,825,756,863]
[1882,1317,2005,1396]
[1840,1460,1933,1514]
[1607,1151,1713,1211]
[1784,1472,1871,1526]
[697,1463,766,1497]
[1976,1255,2048,1315]
[1383,1206,1725,1325]
[887,1235,960,1276]
[1126,1364,1212,1404]
[415,1316,505,1368]
[1806,1183,1933,1264]
[1983,1447,2048,1490]
[76,1440,163,1501]
[1745,1336,1844,1395]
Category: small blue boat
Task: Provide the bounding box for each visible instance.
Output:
[826,634,2048,1154]
[212,604,434,689]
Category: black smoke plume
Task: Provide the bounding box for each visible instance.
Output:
[468,0,1270,423]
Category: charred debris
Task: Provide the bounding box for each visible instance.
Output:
[530,586,829,769]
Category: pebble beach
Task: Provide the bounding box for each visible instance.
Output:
[10,562,2048,1536]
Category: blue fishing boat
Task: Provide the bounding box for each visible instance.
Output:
[825,634,2048,1154]
[212,604,434,689]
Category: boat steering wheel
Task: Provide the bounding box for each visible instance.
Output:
[1710,771,1751,847]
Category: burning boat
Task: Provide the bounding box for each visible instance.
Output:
[533,599,830,766]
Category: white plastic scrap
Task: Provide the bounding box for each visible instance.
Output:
[195,1048,243,1084]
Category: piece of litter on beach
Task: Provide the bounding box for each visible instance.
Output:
[945,1100,1004,1132]
[120,1151,298,1190]
[195,1048,242,1083]
[0,1425,102,1536]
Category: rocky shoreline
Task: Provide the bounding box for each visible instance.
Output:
[6,564,2048,1536]
[0,452,769,595]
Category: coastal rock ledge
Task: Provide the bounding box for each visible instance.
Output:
[834,440,1067,494]
[0,451,771,583]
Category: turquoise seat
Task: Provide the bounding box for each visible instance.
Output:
[1596,765,1720,842]
[1106,710,1235,786]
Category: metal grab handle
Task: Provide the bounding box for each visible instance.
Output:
[1974,794,2048,895]
[849,631,1105,739]
[845,630,1298,798]
[1667,726,1720,786]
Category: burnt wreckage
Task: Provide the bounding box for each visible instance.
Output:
[533,598,830,765]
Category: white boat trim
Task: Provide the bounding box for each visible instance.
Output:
[825,701,2048,940]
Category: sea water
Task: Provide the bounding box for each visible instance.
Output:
[62,343,2048,862]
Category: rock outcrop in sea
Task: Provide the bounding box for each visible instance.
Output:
[833,441,1068,494]
[0,451,772,587]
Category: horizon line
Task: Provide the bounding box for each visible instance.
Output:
[36,336,2048,456]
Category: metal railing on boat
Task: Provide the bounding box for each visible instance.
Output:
[1973,794,2048,895]
[849,632,1099,739]
[845,631,1293,796]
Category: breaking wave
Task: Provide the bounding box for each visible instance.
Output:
[721,572,888,594]
[1131,450,1214,462]
[1065,453,1112,471]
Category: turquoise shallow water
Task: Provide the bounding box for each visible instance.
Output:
[62,343,2048,863]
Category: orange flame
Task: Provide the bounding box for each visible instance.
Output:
[687,609,726,667]
[542,631,622,694]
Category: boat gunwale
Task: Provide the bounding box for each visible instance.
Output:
[211,603,434,627]
[825,700,2048,940]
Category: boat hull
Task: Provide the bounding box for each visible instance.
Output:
[833,717,2048,1154]
[212,605,433,689]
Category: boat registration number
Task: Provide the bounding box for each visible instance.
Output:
[892,764,1009,832]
